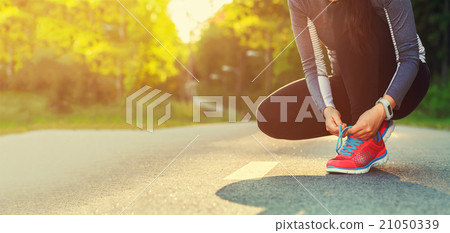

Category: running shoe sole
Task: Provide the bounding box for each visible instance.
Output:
[326,150,388,174]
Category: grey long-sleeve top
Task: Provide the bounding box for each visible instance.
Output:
[288,0,426,114]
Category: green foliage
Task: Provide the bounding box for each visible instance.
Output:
[0,0,186,112]
[12,49,116,112]
[415,82,450,118]
[412,0,449,82]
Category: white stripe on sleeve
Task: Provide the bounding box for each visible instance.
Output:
[383,8,401,95]
[307,18,335,108]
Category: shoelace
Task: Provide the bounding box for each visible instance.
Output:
[335,125,363,156]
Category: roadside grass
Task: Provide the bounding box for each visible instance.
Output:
[0,91,448,136]
[0,91,223,136]
[396,110,450,130]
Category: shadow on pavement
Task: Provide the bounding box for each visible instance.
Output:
[216,169,450,215]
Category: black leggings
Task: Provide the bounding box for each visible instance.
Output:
[257,5,431,140]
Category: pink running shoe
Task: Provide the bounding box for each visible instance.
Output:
[326,126,388,174]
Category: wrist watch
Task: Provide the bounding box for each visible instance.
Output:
[376,98,393,120]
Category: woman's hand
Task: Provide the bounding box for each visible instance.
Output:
[324,106,347,136]
[348,95,396,140]
[348,104,385,140]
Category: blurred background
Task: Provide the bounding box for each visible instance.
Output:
[0,0,449,135]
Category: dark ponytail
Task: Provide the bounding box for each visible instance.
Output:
[339,0,376,55]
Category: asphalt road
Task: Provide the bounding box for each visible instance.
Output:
[0,123,449,215]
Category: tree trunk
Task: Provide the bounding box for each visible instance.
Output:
[441,0,449,83]
[181,41,195,102]
[119,8,126,40]
[116,59,124,98]
[116,8,126,98]
[264,33,274,91]
[235,50,244,97]
[6,43,14,79]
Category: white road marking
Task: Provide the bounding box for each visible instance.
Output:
[224,161,279,180]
